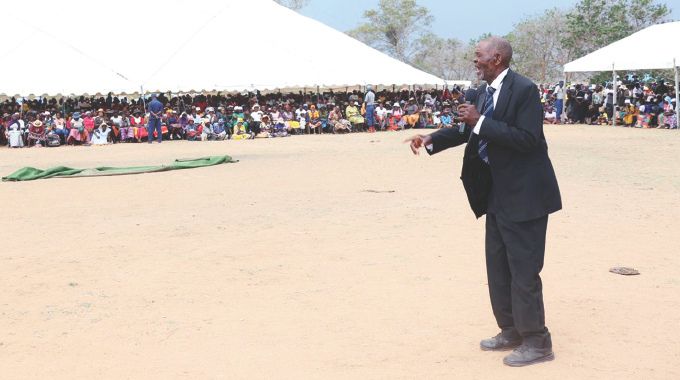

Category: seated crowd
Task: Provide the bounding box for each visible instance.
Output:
[539,78,677,129]
[1,87,468,148]
[9,77,669,148]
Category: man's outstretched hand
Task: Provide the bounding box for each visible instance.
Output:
[404,134,432,155]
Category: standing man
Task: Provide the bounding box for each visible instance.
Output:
[364,85,376,133]
[604,84,615,123]
[147,94,164,144]
[405,37,562,367]
[553,81,564,124]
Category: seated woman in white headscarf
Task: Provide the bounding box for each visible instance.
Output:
[258,114,272,138]
[6,114,24,148]
[91,122,112,145]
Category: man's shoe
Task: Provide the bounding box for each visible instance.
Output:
[503,344,554,367]
[480,333,522,351]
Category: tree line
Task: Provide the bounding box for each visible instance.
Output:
[281,0,672,83]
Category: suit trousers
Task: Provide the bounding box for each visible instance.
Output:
[485,212,550,347]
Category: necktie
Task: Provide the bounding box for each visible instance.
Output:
[478,86,495,164]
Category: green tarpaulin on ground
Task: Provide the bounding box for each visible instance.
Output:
[2,156,238,182]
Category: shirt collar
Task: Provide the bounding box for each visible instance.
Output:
[488,68,509,91]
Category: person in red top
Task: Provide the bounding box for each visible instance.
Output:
[27,120,46,147]
[129,110,146,142]
[82,111,95,141]
[194,96,208,113]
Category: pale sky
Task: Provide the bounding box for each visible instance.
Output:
[300,0,679,42]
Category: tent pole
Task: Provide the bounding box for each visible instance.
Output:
[675,58,679,131]
[612,65,617,128]
[141,86,147,115]
[562,73,567,123]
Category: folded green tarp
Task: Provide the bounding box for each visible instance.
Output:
[2,155,237,182]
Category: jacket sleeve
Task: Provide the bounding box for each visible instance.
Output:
[427,125,470,155]
[478,84,543,152]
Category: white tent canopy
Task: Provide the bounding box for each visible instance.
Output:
[564,21,680,72]
[0,18,136,96]
[1,0,445,97]
[563,21,679,128]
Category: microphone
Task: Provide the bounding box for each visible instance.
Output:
[459,88,478,133]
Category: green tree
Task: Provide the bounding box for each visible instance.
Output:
[627,0,671,30]
[562,0,670,84]
[414,33,493,82]
[411,34,474,80]
[562,0,670,59]
[348,0,433,63]
[506,8,571,83]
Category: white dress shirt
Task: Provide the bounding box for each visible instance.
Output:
[473,67,509,135]
[424,68,509,152]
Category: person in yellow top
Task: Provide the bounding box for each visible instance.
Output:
[307,105,322,134]
[622,101,638,127]
[232,118,253,140]
[345,101,364,131]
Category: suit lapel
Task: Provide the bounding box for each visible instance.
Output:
[466,83,487,146]
[493,70,514,119]
[477,83,488,114]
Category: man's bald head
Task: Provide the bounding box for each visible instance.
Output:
[480,36,513,67]
[474,36,513,83]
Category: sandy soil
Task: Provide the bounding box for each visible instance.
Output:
[1,125,679,379]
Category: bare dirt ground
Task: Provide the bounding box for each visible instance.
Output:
[1,125,679,379]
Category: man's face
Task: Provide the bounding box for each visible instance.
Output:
[474,41,499,83]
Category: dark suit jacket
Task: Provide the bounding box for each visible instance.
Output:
[428,69,562,222]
